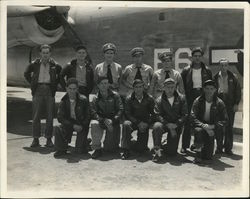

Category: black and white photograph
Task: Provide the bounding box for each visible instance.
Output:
[0,1,249,198]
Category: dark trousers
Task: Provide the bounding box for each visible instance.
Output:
[121,120,149,151]
[193,127,214,159]
[182,88,202,149]
[217,93,236,151]
[90,120,120,152]
[54,125,89,152]
[152,122,182,156]
[32,85,55,138]
[224,107,235,151]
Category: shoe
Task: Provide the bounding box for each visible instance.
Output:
[54,151,67,158]
[121,150,130,160]
[91,149,102,159]
[215,149,223,154]
[180,148,187,154]
[30,138,40,148]
[193,157,202,164]
[45,138,54,147]
[225,150,233,155]
[152,154,160,163]
[190,144,196,151]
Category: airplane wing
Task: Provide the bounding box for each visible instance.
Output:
[7,6,83,48]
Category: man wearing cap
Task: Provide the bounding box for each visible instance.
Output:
[181,47,212,154]
[54,78,90,157]
[24,44,62,147]
[190,80,228,164]
[151,78,188,162]
[121,47,153,96]
[121,79,155,159]
[90,76,123,159]
[149,51,185,99]
[213,58,241,155]
[94,43,122,92]
[60,45,94,98]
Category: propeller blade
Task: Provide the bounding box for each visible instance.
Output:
[58,13,84,48]
[7,6,51,17]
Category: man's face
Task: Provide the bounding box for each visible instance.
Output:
[104,50,115,62]
[66,83,78,99]
[162,57,173,70]
[220,61,229,73]
[164,83,176,97]
[98,79,110,92]
[133,54,143,64]
[204,85,216,100]
[76,49,87,63]
[192,52,203,64]
[40,48,51,62]
[133,82,144,96]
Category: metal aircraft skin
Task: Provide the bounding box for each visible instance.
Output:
[7,6,244,87]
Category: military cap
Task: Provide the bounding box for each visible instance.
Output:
[133,79,144,87]
[40,44,52,52]
[158,51,173,61]
[191,47,204,56]
[75,45,86,52]
[164,78,175,85]
[203,80,216,88]
[97,76,109,84]
[66,77,78,87]
[130,47,145,57]
[102,43,116,53]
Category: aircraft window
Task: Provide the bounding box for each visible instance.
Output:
[158,12,165,21]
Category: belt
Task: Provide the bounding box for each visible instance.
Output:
[38,83,50,85]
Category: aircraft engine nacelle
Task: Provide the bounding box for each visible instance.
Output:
[7,7,69,48]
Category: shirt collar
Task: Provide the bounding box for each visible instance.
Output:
[132,63,144,69]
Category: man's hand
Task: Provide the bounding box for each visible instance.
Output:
[138,122,148,133]
[73,124,83,133]
[202,123,215,131]
[206,129,215,137]
[104,119,113,132]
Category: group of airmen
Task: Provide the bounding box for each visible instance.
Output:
[24,43,241,164]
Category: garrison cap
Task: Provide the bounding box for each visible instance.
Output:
[191,47,204,56]
[40,44,52,52]
[97,76,109,84]
[164,78,175,85]
[66,77,78,87]
[203,80,216,88]
[102,43,116,53]
[75,45,86,52]
[133,79,144,87]
[130,47,145,57]
[158,51,173,61]
[219,58,229,64]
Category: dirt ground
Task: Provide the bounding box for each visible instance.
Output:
[4,87,247,197]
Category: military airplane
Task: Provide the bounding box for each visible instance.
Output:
[7,5,244,87]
